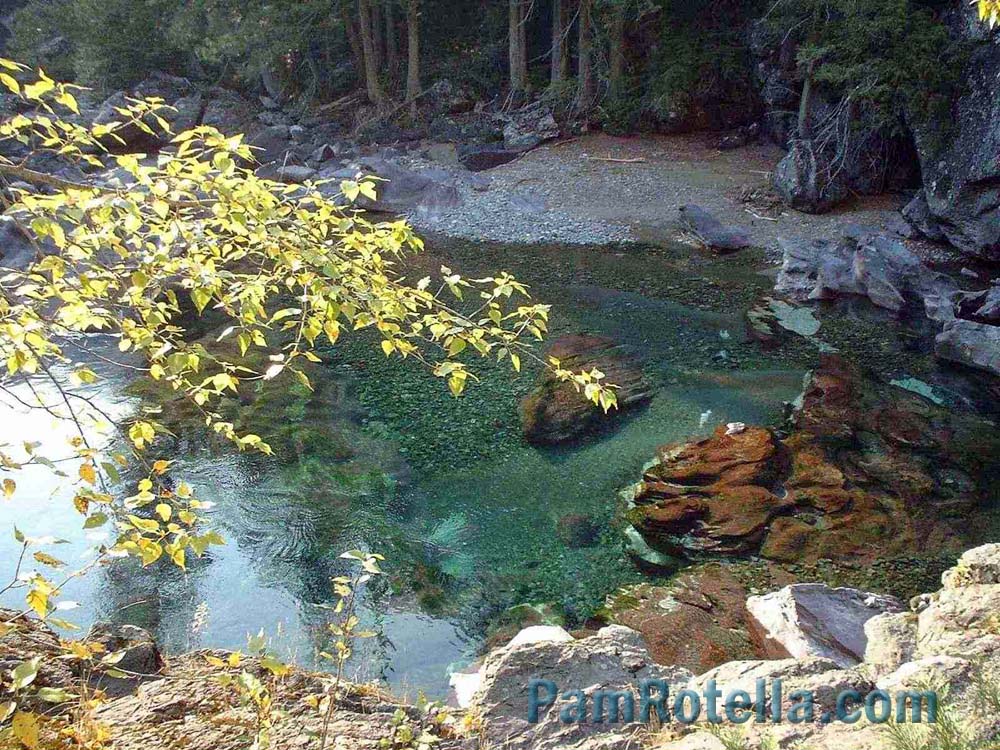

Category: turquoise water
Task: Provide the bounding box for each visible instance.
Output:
[0,239,809,699]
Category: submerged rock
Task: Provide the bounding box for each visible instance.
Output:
[520,335,653,445]
[624,355,997,566]
[746,584,904,667]
[678,204,751,252]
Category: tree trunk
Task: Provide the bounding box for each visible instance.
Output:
[385,0,399,77]
[577,0,594,109]
[609,4,625,100]
[406,0,420,119]
[509,0,527,92]
[798,61,815,139]
[550,0,564,84]
[371,0,385,72]
[342,3,366,88]
[358,0,384,105]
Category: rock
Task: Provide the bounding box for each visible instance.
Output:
[625,355,998,566]
[502,103,560,152]
[85,621,164,697]
[775,228,959,322]
[678,205,751,252]
[471,625,691,750]
[940,543,1000,588]
[201,87,257,135]
[901,190,946,241]
[863,612,918,676]
[908,2,1000,259]
[249,124,301,166]
[352,157,462,217]
[746,584,904,667]
[934,319,1000,376]
[955,283,1000,324]
[0,609,77,712]
[555,514,599,548]
[92,73,201,150]
[773,139,848,213]
[520,335,653,444]
[0,214,43,270]
[255,163,317,183]
[629,424,791,557]
[604,564,763,674]
[457,144,522,172]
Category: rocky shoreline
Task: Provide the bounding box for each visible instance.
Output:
[4,543,997,749]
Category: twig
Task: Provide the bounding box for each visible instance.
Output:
[585,155,646,163]
[744,209,779,222]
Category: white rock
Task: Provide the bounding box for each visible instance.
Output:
[747,584,903,667]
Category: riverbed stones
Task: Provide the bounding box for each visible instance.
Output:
[746,584,904,667]
[624,355,997,566]
[520,335,653,444]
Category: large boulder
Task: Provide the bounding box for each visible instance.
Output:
[746,584,904,667]
[457,144,522,172]
[502,102,560,152]
[907,3,1000,259]
[471,625,692,750]
[677,205,751,252]
[92,72,202,150]
[352,157,462,217]
[934,319,1000,376]
[775,228,959,322]
[520,335,653,444]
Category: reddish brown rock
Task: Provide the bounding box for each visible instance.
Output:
[624,355,998,566]
[603,564,765,674]
[520,335,653,444]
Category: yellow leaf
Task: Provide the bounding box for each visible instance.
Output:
[155,503,171,522]
[2,478,14,499]
[12,710,39,749]
[79,462,96,486]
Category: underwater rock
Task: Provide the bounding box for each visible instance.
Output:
[555,513,600,548]
[623,355,997,566]
[520,335,653,445]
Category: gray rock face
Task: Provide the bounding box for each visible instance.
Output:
[746,584,904,668]
[908,3,1000,259]
[901,190,946,241]
[955,283,1000,324]
[678,204,751,252]
[775,229,959,322]
[934,319,1000,376]
[0,214,41,270]
[472,625,691,750]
